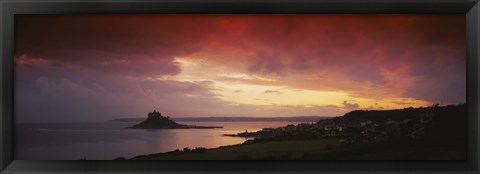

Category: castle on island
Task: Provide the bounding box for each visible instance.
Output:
[148,110,168,118]
[128,109,222,129]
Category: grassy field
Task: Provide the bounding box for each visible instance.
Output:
[132,138,341,160]
[130,137,465,160]
[325,146,466,160]
[320,140,467,160]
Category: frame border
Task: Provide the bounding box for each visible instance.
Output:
[1,0,479,173]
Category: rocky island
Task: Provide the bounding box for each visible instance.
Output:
[128,110,223,129]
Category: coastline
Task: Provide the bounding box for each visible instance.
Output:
[128,125,223,129]
[118,104,467,160]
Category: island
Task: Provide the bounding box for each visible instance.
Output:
[128,110,223,129]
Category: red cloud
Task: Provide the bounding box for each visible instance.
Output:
[14,14,466,122]
[14,54,49,65]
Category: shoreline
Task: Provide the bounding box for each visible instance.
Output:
[123,137,341,160]
[128,125,224,129]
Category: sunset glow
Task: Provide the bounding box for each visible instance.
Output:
[14,14,466,122]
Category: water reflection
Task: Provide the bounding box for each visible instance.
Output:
[16,121,299,160]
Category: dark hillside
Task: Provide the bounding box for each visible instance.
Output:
[331,105,449,123]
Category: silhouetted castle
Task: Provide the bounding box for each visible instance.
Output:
[148,110,162,117]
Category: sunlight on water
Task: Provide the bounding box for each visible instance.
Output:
[16,121,301,160]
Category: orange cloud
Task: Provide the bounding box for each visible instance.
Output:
[14,14,465,122]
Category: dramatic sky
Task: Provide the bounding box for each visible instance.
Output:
[14,14,466,123]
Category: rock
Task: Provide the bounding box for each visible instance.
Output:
[128,110,223,129]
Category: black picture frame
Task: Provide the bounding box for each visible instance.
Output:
[1,0,479,173]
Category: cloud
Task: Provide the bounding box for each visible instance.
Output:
[229,103,344,117]
[17,75,227,122]
[249,52,285,75]
[15,15,212,78]
[14,14,465,122]
[255,98,270,101]
[364,106,385,110]
[14,54,49,65]
[183,14,465,104]
[264,90,282,94]
[343,100,360,110]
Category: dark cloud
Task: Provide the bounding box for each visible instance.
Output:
[343,101,360,110]
[15,15,219,78]
[249,52,285,75]
[16,75,225,123]
[403,73,466,105]
[264,90,282,94]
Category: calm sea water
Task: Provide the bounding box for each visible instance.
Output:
[16,121,300,160]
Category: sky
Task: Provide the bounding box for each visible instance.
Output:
[14,14,466,123]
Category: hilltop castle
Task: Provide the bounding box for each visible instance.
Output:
[148,110,162,117]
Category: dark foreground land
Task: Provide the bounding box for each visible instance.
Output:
[120,104,466,160]
[129,137,464,160]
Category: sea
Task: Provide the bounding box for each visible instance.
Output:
[15,121,302,160]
